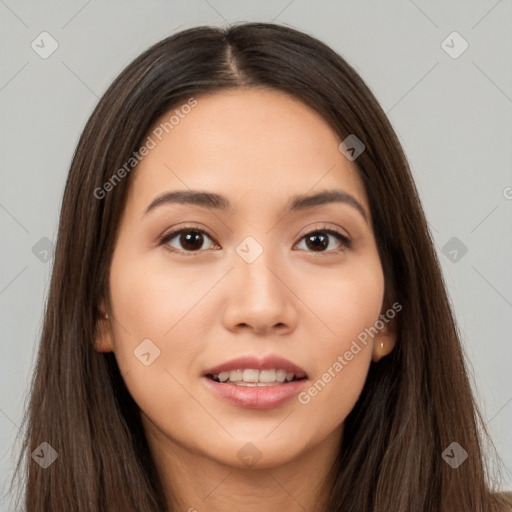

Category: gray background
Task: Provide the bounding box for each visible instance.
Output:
[1,0,511,507]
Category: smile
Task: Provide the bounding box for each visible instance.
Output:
[207,368,305,386]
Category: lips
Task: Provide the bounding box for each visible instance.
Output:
[202,354,309,409]
[203,354,308,379]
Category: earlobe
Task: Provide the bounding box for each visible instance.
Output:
[94,306,114,353]
[371,321,398,363]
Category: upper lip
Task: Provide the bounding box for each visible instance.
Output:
[203,354,308,378]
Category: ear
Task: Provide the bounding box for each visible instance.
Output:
[94,301,115,353]
[371,307,398,363]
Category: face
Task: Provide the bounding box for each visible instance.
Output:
[96,88,396,471]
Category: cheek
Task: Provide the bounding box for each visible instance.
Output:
[107,250,209,426]
[109,247,208,341]
[294,256,384,421]
[298,253,385,345]
[107,246,218,392]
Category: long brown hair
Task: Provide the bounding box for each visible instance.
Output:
[6,22,511,512]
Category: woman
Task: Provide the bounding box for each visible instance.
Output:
[8,22,512,511]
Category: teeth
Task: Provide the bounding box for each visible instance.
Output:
[229,369,242,382]
[211,368,301,385]
[243,369,259,383]
[258,369,276,383]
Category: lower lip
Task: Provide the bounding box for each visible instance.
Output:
[203,377,307,409]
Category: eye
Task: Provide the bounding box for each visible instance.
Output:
[295,226,351,253]
[159,224,351,255]
[159,225,218,254]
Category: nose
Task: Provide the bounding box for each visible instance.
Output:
[222,248,298,337]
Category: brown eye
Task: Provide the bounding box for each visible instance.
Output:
[160,227,217,253]
[305,232,330,251]
[177,231,206,251]
[160,225,350,256]
[296,228,351,253]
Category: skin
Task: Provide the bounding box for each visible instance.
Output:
[95,88,397,512]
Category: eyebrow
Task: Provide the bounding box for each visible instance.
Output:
[143,188,368,223]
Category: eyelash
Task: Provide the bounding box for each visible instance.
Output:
[159,224,351,256]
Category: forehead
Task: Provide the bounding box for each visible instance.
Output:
[125,88,369,218]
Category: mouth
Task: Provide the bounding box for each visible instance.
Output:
[202,355,308,409]
[206,368,307,386]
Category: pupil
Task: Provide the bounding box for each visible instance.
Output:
[307,233,327,251]
[181,232,203,250]
[178,231,329,252]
